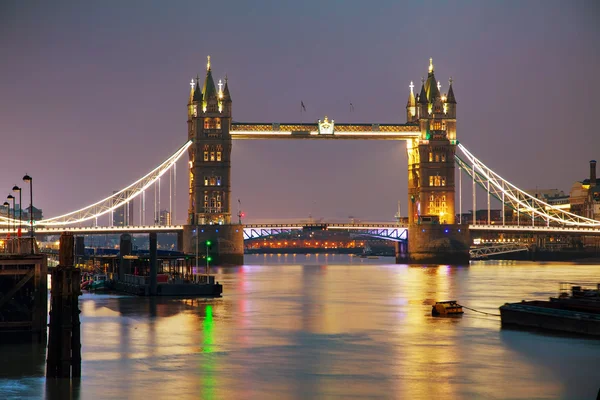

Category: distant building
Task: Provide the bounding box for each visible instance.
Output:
[23,205,43,221]
[112,191,134,226]
[569,160,600,220]
[158,209,171,226]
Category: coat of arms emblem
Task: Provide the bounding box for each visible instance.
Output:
[318,116,335,135]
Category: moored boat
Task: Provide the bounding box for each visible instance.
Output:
[88,274,109,291]
[500,283,600,337]
[432,300,464,316]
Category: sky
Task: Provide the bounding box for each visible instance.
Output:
[1,0,599,224]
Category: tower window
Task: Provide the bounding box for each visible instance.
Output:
[441,153,446,162]
[435,153,440,163]
[429,176,434,187]
[203,151,209,161]
[441,177,447,186]
[434,176,441,187]
[216,151,222,161]
[210,152,215,161]
[217,177,222,186]
[204,176,208,186]
[429,152,433,162]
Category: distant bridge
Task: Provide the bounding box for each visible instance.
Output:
[242,223,408,242]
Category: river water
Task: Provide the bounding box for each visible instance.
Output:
[1,255,599,400]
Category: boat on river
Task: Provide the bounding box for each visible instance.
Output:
[500,283,600,337]
[88,274,109,291]
[432,301,464,316]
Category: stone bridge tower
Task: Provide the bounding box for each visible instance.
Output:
[403,59,469,263]
[406,58,457,225]
[182,56,243,264]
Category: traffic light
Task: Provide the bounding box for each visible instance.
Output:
[207,256,213,262]
[206,240,212,249]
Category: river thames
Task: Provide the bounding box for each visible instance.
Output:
[1,256,599,399]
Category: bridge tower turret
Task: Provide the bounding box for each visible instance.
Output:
[404,59,469,263]
[406,81,417,123]
[187,56,233,226]
[183,56,243,264]
[407,58,457,225]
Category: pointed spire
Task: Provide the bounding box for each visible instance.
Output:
[223,75,231,101]
[418,78,428,104]
[193,74,202,102]
[424,58,440,102]
[446,77,456,103]
[202,57,217,100]
[407,81,416,107]
[189,78,195,103]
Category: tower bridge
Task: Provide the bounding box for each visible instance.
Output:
[2,56,600,263]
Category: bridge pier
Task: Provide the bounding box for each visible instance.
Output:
[403,224,470,264]
[176,230,184,252]
[182,224,244,266]
[118,234,132,280]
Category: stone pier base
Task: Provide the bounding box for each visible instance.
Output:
[403,224,470,264]
[182,224,244,266]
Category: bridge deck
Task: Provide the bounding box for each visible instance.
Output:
[2,223,600,236]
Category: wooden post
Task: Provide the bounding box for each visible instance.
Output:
[149,233,157,296]
[47,232,81,379]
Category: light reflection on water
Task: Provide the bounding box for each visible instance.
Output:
[1,256,599,399]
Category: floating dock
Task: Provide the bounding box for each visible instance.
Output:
[114,274,222,297]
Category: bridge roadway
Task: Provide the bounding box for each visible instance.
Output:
[1,223,599,239]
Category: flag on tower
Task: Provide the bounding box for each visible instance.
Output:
[301,101,306,112]
[350,103,354,112]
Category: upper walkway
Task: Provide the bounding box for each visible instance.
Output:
[230,122,420,140]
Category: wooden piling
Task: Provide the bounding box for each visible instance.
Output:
[46,232,81,379]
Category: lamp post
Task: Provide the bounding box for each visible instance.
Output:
[2,201,10,253]
[12,186,21,237]
[23,174,33,254]
[7,194,15,241]
[2,201,9,245]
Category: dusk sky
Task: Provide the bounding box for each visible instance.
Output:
[1,1,599,224]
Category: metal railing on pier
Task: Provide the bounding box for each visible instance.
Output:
[1,237,39,255]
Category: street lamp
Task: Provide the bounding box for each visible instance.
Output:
[2,201,9,242]
[12,186,21,237]
[7,194,15,238]
[23,174,33,254]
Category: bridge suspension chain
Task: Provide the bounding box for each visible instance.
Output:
[32,140,192,226]
[456,144,600,227]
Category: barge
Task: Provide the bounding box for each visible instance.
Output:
[500,283,600,337]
